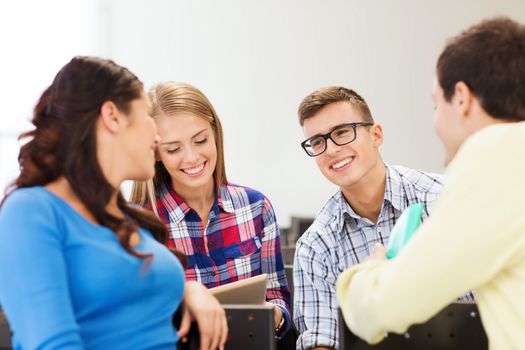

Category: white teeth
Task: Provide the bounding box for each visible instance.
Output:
[183,163,205,175]
[332,157,353,169]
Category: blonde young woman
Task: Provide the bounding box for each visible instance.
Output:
[131,82,291,337]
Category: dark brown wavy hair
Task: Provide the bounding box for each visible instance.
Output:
[4,56,186,265]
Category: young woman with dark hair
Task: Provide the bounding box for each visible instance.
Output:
[0,56,227,350]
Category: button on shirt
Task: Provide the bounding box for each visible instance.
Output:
[293,164,473,349]
[153,182,292,335]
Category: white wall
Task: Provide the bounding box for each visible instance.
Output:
[0,0,102,193]
[103,0,525,226]
[2,1,524,226]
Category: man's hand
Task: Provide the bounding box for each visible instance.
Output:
[365,243,386,262]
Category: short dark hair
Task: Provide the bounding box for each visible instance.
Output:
[298,86,374,126]
[437,17,525,121]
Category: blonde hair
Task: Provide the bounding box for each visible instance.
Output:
[130,82,227,216]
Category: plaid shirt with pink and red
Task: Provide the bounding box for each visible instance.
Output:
[153,182,291,334]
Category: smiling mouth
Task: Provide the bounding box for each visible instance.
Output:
[181,161,206,176]
[330,156,354,170]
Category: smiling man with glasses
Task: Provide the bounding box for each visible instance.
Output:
[292,86,453,350]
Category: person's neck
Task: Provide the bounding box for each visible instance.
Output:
[45,176,121,222]
[341,162,387,224]
[471,112,512,134]
[172,180,215,222]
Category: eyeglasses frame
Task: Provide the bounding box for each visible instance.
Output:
[300,122,374,157]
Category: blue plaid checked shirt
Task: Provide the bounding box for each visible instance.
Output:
[293,164,474,349]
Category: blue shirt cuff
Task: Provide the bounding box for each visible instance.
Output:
[275,304,291,338]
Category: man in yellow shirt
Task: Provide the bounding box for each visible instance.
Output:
[336,17,525,349]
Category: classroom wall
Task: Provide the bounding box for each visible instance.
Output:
[1,1,524,226]
[0,0,103,193]
[102,0,525,226]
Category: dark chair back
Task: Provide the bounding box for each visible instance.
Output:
[284,264,294,307]
[338,302,488,350]
[178,304,276,350]
[282,247,295,266]
[288,217,314,245]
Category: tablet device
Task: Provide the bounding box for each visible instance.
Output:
[209,274,268,305]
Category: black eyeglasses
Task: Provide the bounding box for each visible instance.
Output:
[301,122,373,157]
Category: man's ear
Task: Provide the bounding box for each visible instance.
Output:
[99,101,122,133]
[453,81,474,118]
[370,123,384,147]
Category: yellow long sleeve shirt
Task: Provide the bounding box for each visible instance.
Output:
[336,122,525,349]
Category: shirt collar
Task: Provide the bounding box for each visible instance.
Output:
[383,163,406,212]
[338,163,405,222]
[217,183,235,214]
[158,182,235,223]
[157,183,191,224]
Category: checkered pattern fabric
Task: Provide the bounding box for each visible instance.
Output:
[293,164,474,349]
[153,182,291,335]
